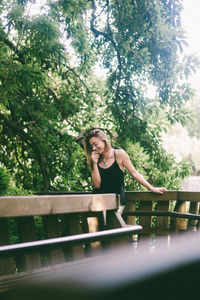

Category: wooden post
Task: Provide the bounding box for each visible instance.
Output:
[0,218,15,275]
[60,214,85,260]
[156,201,170,233]
[124,200,136,226]
[42,215,65,266]
[188,202,199,230]
[86,214,103,254]
[104,210,129,248]
[156,201,170,247]
[16,217,41,271]
[135,200,153,252]
[172,201,187,232]
[138,201,153,235]
[80,212,105,255]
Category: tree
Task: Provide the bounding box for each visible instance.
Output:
[0,165,10,196]
[0,1,105,191]
[0,0,197,193]
[53,0,195,186]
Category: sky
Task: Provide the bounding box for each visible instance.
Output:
[162,0,200,170]
[28,0,200,95]
[182,0,200,96]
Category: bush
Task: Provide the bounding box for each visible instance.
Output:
[0,165,32,196]
[0,166,10,196]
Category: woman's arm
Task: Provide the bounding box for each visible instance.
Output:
[91,151,101,188]
[120,149,167,194]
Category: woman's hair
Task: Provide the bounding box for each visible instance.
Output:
[83,128,111,169]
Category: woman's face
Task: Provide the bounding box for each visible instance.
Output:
[89,137,106,155]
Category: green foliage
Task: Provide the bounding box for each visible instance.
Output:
[0,0,105,192]
[0,165,10,195]
[162,119,200,176]
[6,184,32,196]
[0,0,196,194]
[186,97,200,140]
[123,141,190,191]
[0,164,31,196]
[8,218,19,244]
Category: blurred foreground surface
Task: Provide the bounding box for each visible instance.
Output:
[4,230,200,300]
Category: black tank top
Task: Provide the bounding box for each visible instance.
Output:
[94,150,126,205]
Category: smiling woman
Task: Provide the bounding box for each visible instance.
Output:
[83,128,167,206]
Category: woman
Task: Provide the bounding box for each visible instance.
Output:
[84,128,167,205]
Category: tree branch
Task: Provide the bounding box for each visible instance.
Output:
[89,0,122,92]
[2,36,25,64]
[0,111,50,190]
[89,0,126,123]
[66,66,95,94]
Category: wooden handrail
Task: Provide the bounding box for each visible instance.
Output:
[123,211,200,220]
[0,226,142,258]
[0,193,118,217]
[125,190,200,202]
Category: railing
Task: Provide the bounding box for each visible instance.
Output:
[0,226,142,259]
[1,190,200,297]
[0,193,141,277]
[123,191,200,236]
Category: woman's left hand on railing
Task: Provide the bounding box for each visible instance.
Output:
[150,187,168,194]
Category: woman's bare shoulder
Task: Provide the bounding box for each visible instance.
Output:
[115,148,128,158]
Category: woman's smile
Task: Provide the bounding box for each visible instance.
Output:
[89,137,105,154]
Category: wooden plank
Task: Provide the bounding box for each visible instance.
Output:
[16,217,41,272]
[172,201,187,232]
[86,214,104,253]
[0,257,101,293]
[136,200,153,249]
[78,215,92,255]
[61,212,104,259]
[0,225,142,294]
[0,219,15,276]
[123,200,138,242]
[42,215,65,266]
[179,191,200,202]
[156,201,170,231]
[138,201,153,234]
[60,214,85,260]
[106,211,126,229]
[155,201,170,246]
[0,194,118,217]
[125,191,178,202]
[0,226,143,259]
[105,211,130,248]
[188,202,199,229]
[197,205,200,230]
[123,210,200,220]
[123,199,136,226]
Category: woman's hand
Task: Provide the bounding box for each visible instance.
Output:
[150,187,168,194]
[91,151,101,188]
[91,151,99,164]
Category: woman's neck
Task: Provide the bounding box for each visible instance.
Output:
[101,148,113,166]
[102,147,113,158]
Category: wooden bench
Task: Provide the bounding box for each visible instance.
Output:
[123,191,200,243]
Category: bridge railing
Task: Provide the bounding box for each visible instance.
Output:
[1,190,200,297]
[124,190,200,238]
[0,193,141,277]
